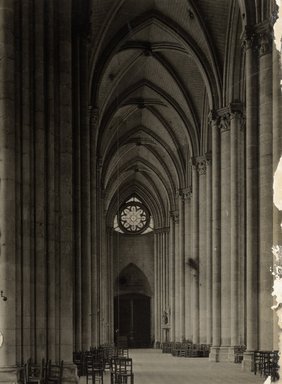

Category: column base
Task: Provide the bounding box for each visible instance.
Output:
[62,364,79,384]
[0,366,20,384]
[242,351,254,372]
[227,346,244,363]
[209,346,220,362]
[209,346,242,362]
[154,341,161,349]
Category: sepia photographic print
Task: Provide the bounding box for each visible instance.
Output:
[0,1,282,384]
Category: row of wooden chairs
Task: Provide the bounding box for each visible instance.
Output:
[19,358,63,384]
[253,351,279,382]
[73,346,129,377]
[162,342,210,358]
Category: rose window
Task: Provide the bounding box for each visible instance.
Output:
[118,202,150,234]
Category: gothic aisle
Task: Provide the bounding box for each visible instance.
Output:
[79,349,266,384]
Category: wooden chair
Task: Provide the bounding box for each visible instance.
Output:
[86,354,103,384]
[25,358,46,384]
[114,357,134,384]
[46,360,63,384]
[73,351,84,377]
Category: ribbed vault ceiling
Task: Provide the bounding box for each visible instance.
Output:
[88,0,249,227]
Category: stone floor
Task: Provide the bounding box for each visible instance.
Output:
[80,348,267,384]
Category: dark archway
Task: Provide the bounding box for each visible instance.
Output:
[114,293,151,348]
[114,263,152,347]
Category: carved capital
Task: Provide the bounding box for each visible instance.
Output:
[241,26,258,52]
[208,110,219,127]
[256,21,273,56]
[229,102,245,130]
[170,210,179,223]
[192,156,207,175]
[181,186,192,200]
[218,113,231,133]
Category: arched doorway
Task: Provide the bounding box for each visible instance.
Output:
[114,293,151,348]
[114,263,152,347]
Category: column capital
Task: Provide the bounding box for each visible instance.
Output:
[218,114,231,133]
[89,105,99,128]
[191,156,207,175]
[241,26,258,52]
[170,209,179,223]
[205,151,212,166]
[96,155,103,169]
[229,102,243,114]
[229,102,245,130]
[208,110,219,126]
[255,21,273,56]
[180,186,192,200]
[155,226,170,234]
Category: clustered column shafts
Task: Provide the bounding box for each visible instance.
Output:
[178,193,185,340]
[0,0,16,371]
[243,26,259,354]
[174,211,180,341]
[205,156,212,345]
[81,60,91,352]
[258,22,274,350]
[184,189,192,341]
[191,163,199,344]
[211,112,221,352]
[198,158,207,344]
[219,110,231,348]
[230,108,243,347]
[169,214,176,341]
[90,107,99,347]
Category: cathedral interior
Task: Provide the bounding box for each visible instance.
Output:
[0,0,281,383]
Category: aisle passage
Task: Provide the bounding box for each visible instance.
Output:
[128,349,266,384]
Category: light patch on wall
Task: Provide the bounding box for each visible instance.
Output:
[274,1,282,51]
[270,155,282,384]
[273,156,282,211]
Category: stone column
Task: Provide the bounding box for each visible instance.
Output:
[174,209,180,341]
[154,230,160,346]
[219,109,231,358]
[157,231,162,343]
[229,104,243,360]
[178,192,185,340]
[81,96,91,351]
[108,229,114,344]
[209,112,221,361]
[100,201,108,344]
[164,229,170,312]
[169,213,177,341]
[20,0,34,361]
[57,4,77,380]
[191,161,199,344]
[0,0,17,380]
[242,26,259,368]
[183,188,192,341]
[205,155,212,345]
[258,22,273,350]
[34,0,47,361]
[197,158,207,344]
[90,107,99,346]
[154,232,158,345]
